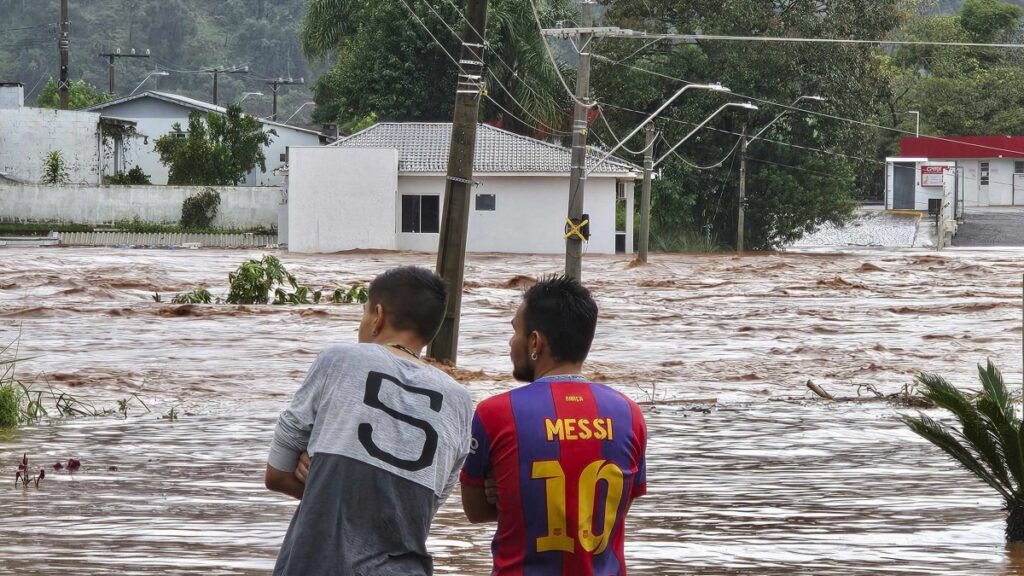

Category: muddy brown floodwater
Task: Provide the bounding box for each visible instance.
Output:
[0,246,1022,575]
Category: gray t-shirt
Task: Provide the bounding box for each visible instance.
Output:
[268,343,473,576]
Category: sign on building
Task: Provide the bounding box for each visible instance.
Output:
[920,165,945,187]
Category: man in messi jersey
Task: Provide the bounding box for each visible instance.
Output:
[265,266,473,576]
[460,276,647,576]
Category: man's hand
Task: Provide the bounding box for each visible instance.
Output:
[294,451,311,484]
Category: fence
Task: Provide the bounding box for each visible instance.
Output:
[58,231,277,248]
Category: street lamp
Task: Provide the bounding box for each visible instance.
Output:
[736,94,827,252]
[239,91,264,103]
[128,70,169,96]
[900,110,920,138]
[588,82,732,175]
[633,101,757,263]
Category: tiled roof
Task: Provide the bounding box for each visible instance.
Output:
[331,122,638,175]
[84,91,326,138]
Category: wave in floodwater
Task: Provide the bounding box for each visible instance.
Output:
[1,247,1022,574]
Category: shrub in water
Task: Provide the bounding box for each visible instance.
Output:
[180,187,221,229]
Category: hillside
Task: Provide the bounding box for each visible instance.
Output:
[0,0,325,124]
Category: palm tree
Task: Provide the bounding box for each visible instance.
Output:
[901,360,1024,541]
[298,0,570,136]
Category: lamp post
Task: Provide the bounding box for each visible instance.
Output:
[902,110,920,138]
[128,70,169,96]
[636,102,757,263]
[239,91,264,103]
[587,83,732,176]
[737,95,827,252]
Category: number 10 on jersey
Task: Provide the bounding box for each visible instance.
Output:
[531,459,625,555]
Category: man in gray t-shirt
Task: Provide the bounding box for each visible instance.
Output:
[265,267,472,576]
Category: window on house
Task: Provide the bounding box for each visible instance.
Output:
[980,162,990,186]
[401,195,440,233]
[475,193,496,211]
[1015,161,1024,174]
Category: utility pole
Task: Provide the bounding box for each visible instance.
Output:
[58,0,69,109]
[638,124,655,263]
[564,1,597,281]
[98,49,150,95]
[737,126,747,253]
[267,77,304,122]
[206,66,248,106]
[428,0,489,364]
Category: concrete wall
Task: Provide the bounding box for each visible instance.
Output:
[0,184,281,227]
[91,98,321,187]
[0,107,102,184]
[287,147,399,253]
[395,175,621,254]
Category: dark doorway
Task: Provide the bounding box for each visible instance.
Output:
[893,162,916,210]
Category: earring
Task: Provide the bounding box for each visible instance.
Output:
[372,329,379,337]
[530,351,538,361]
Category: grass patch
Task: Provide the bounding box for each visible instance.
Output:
[651,229,727,253]
[0,222,92,237]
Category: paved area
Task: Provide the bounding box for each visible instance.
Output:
[953,206,1024,247]
[792,210,919,248]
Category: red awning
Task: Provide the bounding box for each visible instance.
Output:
[899,136,1024,159]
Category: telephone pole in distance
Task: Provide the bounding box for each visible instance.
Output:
[98,48,151,95]
[267,77,304,121]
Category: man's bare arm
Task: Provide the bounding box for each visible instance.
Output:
[461,484,498,523]
[265,464,305,500]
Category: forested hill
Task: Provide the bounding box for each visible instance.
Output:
[934,0,1024,12]
[0,0,323,123]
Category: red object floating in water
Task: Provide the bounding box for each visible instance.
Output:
[66,459,81,471]
[53,462,64,471]
[38,468,45,480]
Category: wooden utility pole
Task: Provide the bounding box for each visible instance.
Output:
[638,124,655,263]
[98,49,150,95]
[428,0,489,364]
[564,1,597,280]
[267,77,304,122]
[58,0,69,110]
[737,126,748,253]
[206,66,248,106]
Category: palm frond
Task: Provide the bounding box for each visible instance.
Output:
[901,413,1015,501]
[914,372,1014,490]
[978,396,1024,493]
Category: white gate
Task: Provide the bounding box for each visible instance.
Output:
[1014,173,1024,206]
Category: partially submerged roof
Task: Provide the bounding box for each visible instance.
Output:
[85,91,326,138]
[331,122,639,176]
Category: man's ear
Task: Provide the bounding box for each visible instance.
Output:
[373,303,385,334]
[529,330,545,357]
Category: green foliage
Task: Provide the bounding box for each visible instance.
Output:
[179,188,222,229]
[107,166,152,185]
[226,254,297,305]
[113,216,275,235]
[36,78,114,110]
[331,285,369,304]
[301,0,572,135]
[171,288,213,304]
[40,151,70,185]
[960,0,1024,41]
[901,361,1024,539]
[0,382,20,428]
[0,222,91,237]
[155,106,276,186]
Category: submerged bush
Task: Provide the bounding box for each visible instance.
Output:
[180,187,221,229]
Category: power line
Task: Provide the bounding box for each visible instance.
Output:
[639,32,1024,50]
[658,132,743,170]
[591,53,1024,158]
[525,0,597,108]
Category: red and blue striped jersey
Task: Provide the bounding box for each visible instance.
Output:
[461,377,647,576]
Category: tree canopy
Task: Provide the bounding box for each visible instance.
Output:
[154,105,276,186]
[36,78,114,110]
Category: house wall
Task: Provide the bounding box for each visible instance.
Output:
[0,184,281,227]
[287,146,398,253]
[0,107,102,184]
[395,174,620,254]
[915,158,1020,207]
[93,98,321,186]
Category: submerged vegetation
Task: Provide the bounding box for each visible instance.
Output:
[901,361,1024,541]
[157,254,368,306]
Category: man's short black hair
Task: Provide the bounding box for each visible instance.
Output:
[523,276,598,364]
[369,267,448,341]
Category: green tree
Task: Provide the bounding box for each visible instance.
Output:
[594,0,907,249]
[901,361,1024,541]
[299,0,572,135]
[154,105,276,185]
[40,150,70,185]
[36,78,115,110]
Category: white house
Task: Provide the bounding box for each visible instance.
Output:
[887,136,1024,209]
[0,82,136,185]
[85,91,327,186]
[284,122,640,254]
